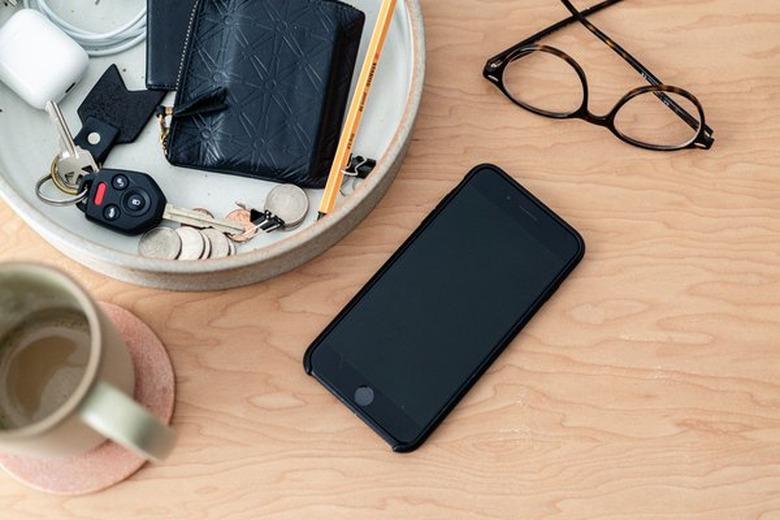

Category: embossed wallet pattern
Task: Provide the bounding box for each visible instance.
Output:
[166,0,366,188]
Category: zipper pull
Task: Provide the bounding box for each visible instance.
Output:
[156,105,173,155]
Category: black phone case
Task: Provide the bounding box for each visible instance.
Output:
[304,163,586,452]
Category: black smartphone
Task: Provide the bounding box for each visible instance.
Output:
[304,164,585,452]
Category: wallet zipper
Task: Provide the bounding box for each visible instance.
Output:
[158,0,202,155]
[174,0,202,92]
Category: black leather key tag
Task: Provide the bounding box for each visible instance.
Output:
[74,65,166,164]
[76,117,120,165]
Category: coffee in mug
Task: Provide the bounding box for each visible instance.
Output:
[0,263,175,461]
[0,308,90,430]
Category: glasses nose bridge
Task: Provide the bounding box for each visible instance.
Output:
[581,110,611,126]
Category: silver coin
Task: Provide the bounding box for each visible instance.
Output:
[176,226,205,261]
[228,240,237,256]
[199,230,212,259]
[265,184,309,229]
[138,227,181,260]
[201,228,231,259]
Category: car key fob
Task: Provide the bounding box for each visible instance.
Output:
[77,169,167,235]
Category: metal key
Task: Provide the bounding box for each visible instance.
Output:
[46,100,98,191]
[163,205,245,235]
[78,169,246,236]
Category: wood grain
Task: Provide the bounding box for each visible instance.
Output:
[1,0,780,517]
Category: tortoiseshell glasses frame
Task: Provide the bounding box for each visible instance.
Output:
[482,0,715,151]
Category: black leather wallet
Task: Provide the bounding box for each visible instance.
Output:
[165,0,366,188]
[146,0,198,90]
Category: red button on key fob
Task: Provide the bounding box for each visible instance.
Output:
[77,169,168,236]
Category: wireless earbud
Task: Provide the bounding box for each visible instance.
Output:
[0,9,89,109]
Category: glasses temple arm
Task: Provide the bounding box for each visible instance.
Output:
[486,0,622,66]
[558,0,713,143]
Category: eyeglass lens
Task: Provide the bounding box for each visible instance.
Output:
[613,91,701,148]
[503,49,702,148]
[504,50,583,116]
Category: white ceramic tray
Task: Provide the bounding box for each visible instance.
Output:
[0,0,425,291]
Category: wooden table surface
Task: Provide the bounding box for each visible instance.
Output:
[1,0,779,518]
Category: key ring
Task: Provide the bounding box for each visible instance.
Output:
[49,157,82,195]
[35,174,89,206]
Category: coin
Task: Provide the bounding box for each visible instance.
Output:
[225,208,258,243]
[265,184,309,229]
[201,228,231,259]
[228,240,237,256]
[176,226,206,261]
[138,227,181,260]
[199,230,212,259]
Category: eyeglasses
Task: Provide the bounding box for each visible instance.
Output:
[482,0,715,151]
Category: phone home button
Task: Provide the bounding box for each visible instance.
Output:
[354,386,375,407]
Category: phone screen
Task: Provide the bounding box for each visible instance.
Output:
[307,165,583,449]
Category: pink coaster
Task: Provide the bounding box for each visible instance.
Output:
[0,303,175,496]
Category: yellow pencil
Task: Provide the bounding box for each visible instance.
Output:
[318,0,398,218]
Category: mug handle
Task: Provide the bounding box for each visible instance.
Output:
[78,382,175,462]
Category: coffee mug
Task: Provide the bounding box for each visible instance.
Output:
[0,263,175,461]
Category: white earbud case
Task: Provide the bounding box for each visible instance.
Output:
[0,9,89,109]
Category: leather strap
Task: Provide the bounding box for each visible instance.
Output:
[74,65,166,164]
